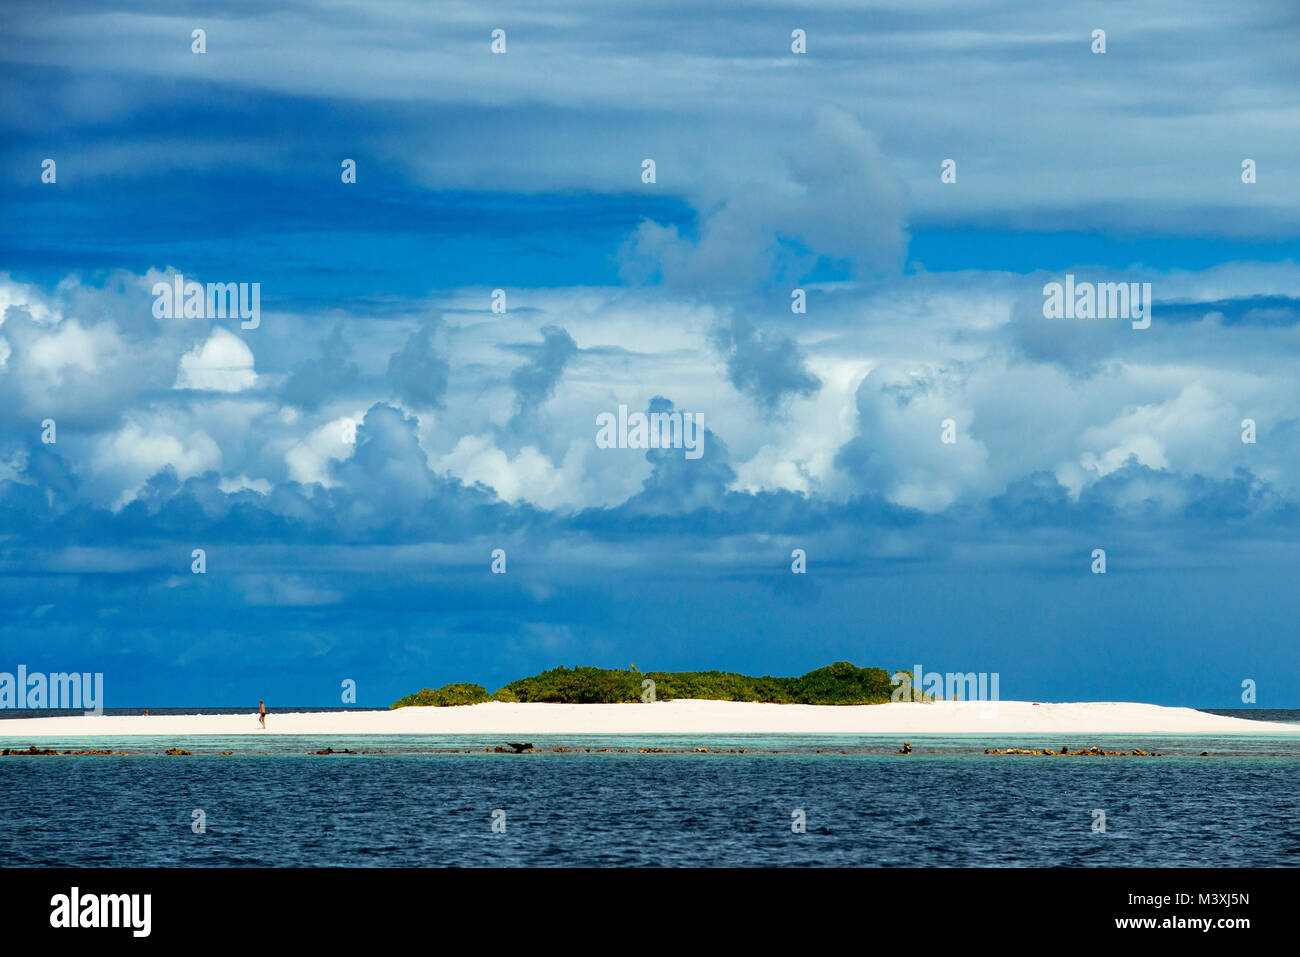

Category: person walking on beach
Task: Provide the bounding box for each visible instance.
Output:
[258,699,266,729]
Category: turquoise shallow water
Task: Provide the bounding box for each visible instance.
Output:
[1,731,1299,757]
[2,732,1298,866]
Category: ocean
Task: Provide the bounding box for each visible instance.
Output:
[2,724,1298,867]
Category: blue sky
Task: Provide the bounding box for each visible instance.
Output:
[1,1,1298,707]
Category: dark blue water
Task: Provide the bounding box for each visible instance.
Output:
[1200,709,1300,723]
[0,707,369,719]
[2,733,1297,866]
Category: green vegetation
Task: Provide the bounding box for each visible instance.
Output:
[390,682,491,709]
[392,662,916,708]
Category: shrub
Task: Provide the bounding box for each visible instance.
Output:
[430,662,903,706]
[391,682,491,709]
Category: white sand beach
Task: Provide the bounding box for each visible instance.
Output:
[0,700,1295,737]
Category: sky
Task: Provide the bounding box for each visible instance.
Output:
[1,1,1298,707]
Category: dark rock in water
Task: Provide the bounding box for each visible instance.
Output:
[2,745,59,756]
[164,747,192,755]
[1201,751,1210,756]
[986,744,1163,757]
[897,741,912,754]
[505,742,533,753]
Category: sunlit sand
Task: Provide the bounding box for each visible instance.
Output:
[1,700,1295,737]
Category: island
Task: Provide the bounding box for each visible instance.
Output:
[391,661,911,708]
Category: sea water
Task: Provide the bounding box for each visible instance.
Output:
[1,724,1297,867]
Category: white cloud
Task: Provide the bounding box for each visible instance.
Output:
[93,421,222,508]
[4,262,1298,519]
[732,356,871,495]
[174,328,257,392]
[439,434,594,509]
[285,415,362,487]
[14,6,1297,235]
[0,275,58,325]
[27,319,121,383]
[218,474,273,495]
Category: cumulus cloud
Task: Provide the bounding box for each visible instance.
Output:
[92,421,223,508]
[175,328,257,392]
[0,5,1297,706]
[387,319,450,409]
[282,324,360,409]
[1,263,1296,528]
[285,415,364,487]
[712,316,821,411]
[835,364,992,512]
[619,397,736,515]
[0,275,204,428]
[439,434,592,508]
[509,325,578,428]
[620,106,907,289]
[329,403,438,512]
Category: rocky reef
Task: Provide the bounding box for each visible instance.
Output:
[984,745,1162,756]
